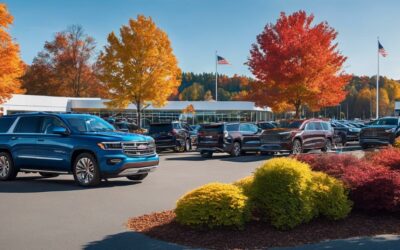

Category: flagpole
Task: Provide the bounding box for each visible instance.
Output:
[376,37,379,119]
[215,50,218,101]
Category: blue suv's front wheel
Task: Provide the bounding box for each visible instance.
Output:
[73,153,101,187]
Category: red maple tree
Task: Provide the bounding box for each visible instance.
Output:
[248,11,350,117]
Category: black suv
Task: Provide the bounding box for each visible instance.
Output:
[148,122,192,152]
[197,122,261,158]
[359,117,400,149]
[331,121,361,146]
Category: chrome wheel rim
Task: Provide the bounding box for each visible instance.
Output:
[233,143,241,156]
[292,141,302,154]
[0,156,10,177]
[75,157,95,184]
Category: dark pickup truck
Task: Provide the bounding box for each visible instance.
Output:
[196,122,262,158]
[359,117,400,149]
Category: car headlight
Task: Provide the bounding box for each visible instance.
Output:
[349,128,360,133]
[279,132,292,140]
[385,128,396,133]
[97,142,122,150]
[148,140,156,148]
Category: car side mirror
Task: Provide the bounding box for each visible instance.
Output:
[257,128,262,133]
[52,126,69,136]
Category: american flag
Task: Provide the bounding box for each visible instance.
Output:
[379,41,388,57]
[217,55,230,65]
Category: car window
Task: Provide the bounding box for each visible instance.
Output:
[172,123,181,129]
[239,123,250,132]
[226,124,239,131]
[377,118,398,126]
[14,116,42,133]
[249,124,259,133]
[305,122,316,131]
[314,122,323,130]
[321,122,331,131]
[149,124,173,133]
[0,117,16,133]
[41,116,66,134]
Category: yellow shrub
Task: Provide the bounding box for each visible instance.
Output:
[233,176,254,196]
[311,172,352,220]
[393,138,400,148]
[250,157,316,230]
[175,183,250,229]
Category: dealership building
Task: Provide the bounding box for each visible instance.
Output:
[0,94,272,127]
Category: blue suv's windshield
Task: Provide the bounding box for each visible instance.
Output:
[65,116,115,132]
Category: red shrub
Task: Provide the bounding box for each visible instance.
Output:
[294,154,363,179]
[344,166,400,212]
[365,147,400,171]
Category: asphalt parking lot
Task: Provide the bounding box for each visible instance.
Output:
[0,146,363,250]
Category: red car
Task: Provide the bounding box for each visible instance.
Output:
[260,119,335,154]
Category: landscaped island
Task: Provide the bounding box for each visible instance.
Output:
[127,147,400,249]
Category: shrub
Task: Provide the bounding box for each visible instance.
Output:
[175,183,250,229]
[295,154,363,179]
[342,163,400,212]
[393,138,400,148]
[311,172,352,220]
[233,176,254,196]
[365,147,400,171]
[250,158,316,230]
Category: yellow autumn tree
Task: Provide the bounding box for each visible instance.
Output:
[0,4,25,104]
[182,104,195,114]
[98,15,181,128]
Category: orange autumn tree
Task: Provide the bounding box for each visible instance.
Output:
[0,4,25,104]
[248,11,350,118]
[182,104,195,114]
[98,15,181,128]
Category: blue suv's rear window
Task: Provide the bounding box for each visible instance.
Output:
[0,117,16,133]
[14,116,42,133]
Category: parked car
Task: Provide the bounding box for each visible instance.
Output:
[0,113,158,186]
[256,121,277,130]
[196,122,262,158]
[359,117,400,149]
[259,119,335,154]
[148,121,192,152]
[331,121,360,146]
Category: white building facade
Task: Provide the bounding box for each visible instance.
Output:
[0,95,272,126]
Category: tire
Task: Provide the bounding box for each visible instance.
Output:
[39,173,59,178]
[292,139,303,155]
[201,151,213,158]
[127,173,148,181]
[184,138,191,152]
[72,153,101,187]
[341,134,347,146]
[322,139,333,152]
[230,142,241,157]
[0,152,17,181]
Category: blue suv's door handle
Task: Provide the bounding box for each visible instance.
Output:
[11,136,18,140]
[37,139,44,142]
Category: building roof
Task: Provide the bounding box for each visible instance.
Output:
[0,94,271,113]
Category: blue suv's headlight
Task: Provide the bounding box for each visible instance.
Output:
[97,142,123,150]
[148,139,156,148]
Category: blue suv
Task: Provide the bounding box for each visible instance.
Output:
[0,113,159,186]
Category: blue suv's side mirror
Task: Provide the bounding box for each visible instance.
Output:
[52,126,69,136]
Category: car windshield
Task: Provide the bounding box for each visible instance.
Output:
[376,118,398,126]
[278,120,303,129]
[66,116,115,132]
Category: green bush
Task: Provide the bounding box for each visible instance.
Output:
[311,172,352,220]
[175,183,250,229]
[250,158,316,230]
[233,175,254,196]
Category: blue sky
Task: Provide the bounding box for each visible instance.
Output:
[4,0,400,79]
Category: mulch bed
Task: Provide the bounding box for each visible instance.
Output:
[127,210,400,249]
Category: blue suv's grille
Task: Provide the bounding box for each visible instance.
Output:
[122,142,156,156]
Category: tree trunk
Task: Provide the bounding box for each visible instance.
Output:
[294,101,301,119]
